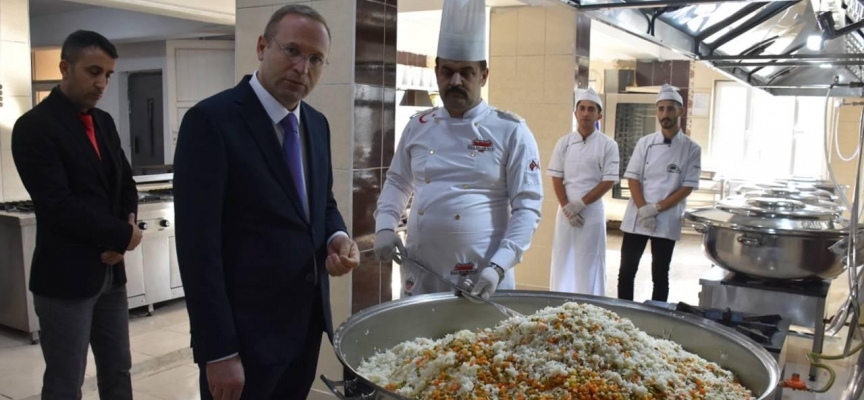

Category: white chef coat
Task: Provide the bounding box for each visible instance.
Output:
[375,100,543,296]
[546,130,619,295]
[621,131,701,241]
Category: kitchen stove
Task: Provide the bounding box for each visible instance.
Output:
[699,266,830,379]
[647,301,790,358]
[0,201,35,213]
[138,188,173,204]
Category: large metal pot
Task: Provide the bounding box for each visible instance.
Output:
[686,197,849,280]
[321,292,780,399]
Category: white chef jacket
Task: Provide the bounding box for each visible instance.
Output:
[375,100,543,295]
[621,131,701,241]
[546,131,619,295]
[547,130,620,215]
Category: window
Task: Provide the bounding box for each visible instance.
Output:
[710,81,826,181]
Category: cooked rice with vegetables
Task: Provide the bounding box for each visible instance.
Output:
[357,302,753,399]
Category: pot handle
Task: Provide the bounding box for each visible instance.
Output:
[692,223,708,234]
[737,236,762,246]
[320,375,375,400]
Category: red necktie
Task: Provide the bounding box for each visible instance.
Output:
[78,114,101,160]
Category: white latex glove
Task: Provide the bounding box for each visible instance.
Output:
[639,216,657,231]
[373,229,403,262]
[637,204,660,220]
[562,199,586,219]
[469,267,501,300]
[569,213,585,227]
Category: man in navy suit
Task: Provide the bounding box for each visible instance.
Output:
[173,5,359,400]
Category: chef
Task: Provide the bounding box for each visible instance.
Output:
[547,88,620,296]
[373,0,543,300]
[617,84,701,302]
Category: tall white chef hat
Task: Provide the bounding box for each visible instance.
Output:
[437,0,487,62]
[576,88,603,111]
[656,84,683,105]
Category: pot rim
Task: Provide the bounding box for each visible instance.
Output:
[685,207,849,237]
[332,291,781,399]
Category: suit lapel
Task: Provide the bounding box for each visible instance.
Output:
[234,79,309,223]
[46,92,111,190]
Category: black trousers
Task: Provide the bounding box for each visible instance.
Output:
[35,267,132,400]
[617,232,677,302]
[199,293,325,400]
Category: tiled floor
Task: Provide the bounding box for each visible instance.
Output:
[0,231,861,399]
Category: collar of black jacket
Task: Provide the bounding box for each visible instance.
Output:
[49,85,95,116]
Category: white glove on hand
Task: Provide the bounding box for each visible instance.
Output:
[570,213,585,227]
[637,204,660,220]
[639,216,657,231]
[469,267,502,301]
[373,229,403,262]
[562,199,586,219]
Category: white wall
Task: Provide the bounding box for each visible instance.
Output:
[0,0,33,202]
[30,7,233,48]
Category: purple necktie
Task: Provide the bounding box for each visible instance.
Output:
[280,113,308,215]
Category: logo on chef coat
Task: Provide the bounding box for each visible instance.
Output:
[468,139,494,152]
[667,164,682,174]
[529,159,540,171]
[450,262,479,276]
[404,279,415,293]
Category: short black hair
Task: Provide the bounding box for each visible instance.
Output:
[265,4,331,41]
[435,57,488,72]
[61,30,118,63]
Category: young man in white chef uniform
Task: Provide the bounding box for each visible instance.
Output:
[373,0,543,300]
[547,88,620,296]
[618,84,701,302]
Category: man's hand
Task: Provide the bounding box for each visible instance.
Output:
[562,199,586,219]
[373,229,403,262]
[206,355,244,400]
[327,235,360,277]
[637,204,660,220]
[127,214,143,251]
[469,267,502,301]
[100,251,123,266]
[639,216,657,231]
[570,213,585,228]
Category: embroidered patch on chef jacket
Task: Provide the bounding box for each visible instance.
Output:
[667,164,682,174]
[468,139,494,152]
[450,262,478,276]
[529,159,540,171]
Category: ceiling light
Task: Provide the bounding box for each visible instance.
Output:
[820,63,833,68]
[807,35,824,51]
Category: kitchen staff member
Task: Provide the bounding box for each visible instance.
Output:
[373,0,543,300]
[547,88,619,296]
[618,84,701,302]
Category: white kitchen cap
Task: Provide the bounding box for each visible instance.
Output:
[656,84,683,105]
[576,88,603,110]
[437,0,486,62]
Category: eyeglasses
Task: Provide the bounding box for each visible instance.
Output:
[268,36,329,69]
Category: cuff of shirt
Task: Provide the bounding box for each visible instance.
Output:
[327,231,350,246]
[207,353,238,364]
[623,172,640,180]
[374,215,400,234]
[490,248,518,271]
[546,169,564,178]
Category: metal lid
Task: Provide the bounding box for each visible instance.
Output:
[686,197,848,236]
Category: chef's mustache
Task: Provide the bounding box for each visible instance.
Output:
[446,87,468,97]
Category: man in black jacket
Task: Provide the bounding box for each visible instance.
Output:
[11,30,142,400]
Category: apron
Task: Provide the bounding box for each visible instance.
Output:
[550,207,606,295]
[548,131,611,296]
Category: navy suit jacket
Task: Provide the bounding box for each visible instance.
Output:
[173,76,347,365]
